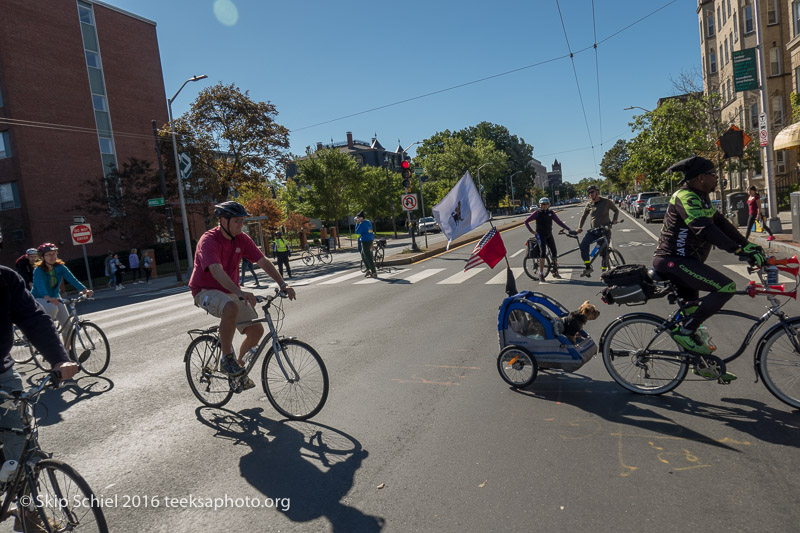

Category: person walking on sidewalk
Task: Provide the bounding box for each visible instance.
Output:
[141,251,153,284]
[745,186,776,241]
[355,210,377,278]
[576,185,619,277]
[103,250,114,288]
[110,253,125,290]
[128,248,142,283]
[272,232,292,279]
[189,201,295,389]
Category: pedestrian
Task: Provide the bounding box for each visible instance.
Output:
[128,248,142,283]
[745,186,776,241]
[141,250,152,284]
[103,250,114,288]
[272,231,292,279]
[355,210,377,278]
[14,248,38,290]
[110,253,125,290]
[240,257,260,288]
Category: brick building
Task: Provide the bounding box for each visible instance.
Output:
[0,0,168,264]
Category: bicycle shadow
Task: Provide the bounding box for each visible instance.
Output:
[22,371,114,427]
[509,371,800,450]
[195,406,384,532]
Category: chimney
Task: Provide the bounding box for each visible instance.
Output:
[346,131,354,149]
[316,142,323,151]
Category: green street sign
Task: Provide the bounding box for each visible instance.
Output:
[414,167,424,175]
[733,48,758,92]
[148,198,165,207]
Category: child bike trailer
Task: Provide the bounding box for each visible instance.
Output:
[496,291,598,388]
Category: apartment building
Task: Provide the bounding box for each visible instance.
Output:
[697,0,797,202]
[0,0,169,264]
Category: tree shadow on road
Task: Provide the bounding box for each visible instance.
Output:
[195,406,384,532]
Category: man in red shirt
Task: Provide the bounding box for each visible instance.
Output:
[189,201,296,383]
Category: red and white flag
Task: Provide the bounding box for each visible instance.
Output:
[464,228,506,271]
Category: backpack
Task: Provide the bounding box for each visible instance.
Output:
[526,237,540,258]
[600,264,656,306]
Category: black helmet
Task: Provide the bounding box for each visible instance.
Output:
[586,185,599,193]
[213,201,250,219]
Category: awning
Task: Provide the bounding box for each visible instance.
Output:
[774,122,800,150]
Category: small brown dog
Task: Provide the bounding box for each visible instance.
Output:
[562,301,600,343]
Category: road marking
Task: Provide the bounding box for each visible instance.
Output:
[288,271,342,286]
[487,267,523,284]
[404,268,446,283]
[354,268,409,284]
[510,248,526,258]
[438,268,485,284]
[625,215,659,241]
[320,270,368,284]
[722,264,794,282]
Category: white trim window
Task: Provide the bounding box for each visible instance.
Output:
[710,50,717,74]
[750,103,759,129]
[770,47,781,76]
[768,0,779,25]
[0,131,10,159]
[745,4,754,33]
[794,0,800,38]
[776,150,787,174]
[772,95,785,128]
[734,12,738,41]
[0,182,19,210]
[725,38,730,65]
[708,10,716,37]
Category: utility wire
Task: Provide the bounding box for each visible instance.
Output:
[592,0,604,163]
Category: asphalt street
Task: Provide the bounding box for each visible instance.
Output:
[5,205,800,532]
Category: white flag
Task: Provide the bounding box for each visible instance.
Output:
[432,171,490,247]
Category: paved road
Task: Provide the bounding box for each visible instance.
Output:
[5,206,800,532]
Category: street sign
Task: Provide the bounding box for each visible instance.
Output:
[414,167,424,175]
[554,190,560,196]
[733,48,759,92]
[72,216,86,224]
[179,152,192,179]
[759,113,769,147]
[401,193,418,211]
[148,197,165,207]
[70,224,93,245]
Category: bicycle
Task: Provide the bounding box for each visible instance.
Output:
[0,372,108,532]
[13,295,110,377]
[599,255,800,409]
[185,288,329,420]
[360,238,386,272]
[301,244,332,267]
[523,222,625,281]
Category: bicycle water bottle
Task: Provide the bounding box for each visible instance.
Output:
[0,460,18,485]
[697,325,716,352]
[590,245,599,258]
[766,265,779,285]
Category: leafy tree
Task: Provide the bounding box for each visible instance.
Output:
[236,182,284,236]
[600,139,629,191]
[289,147,361,225]
[75,157,162,247]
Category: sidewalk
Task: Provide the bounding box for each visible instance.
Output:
[745,209,800,259]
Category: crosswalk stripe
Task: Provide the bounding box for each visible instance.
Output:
[320,270,367,284]
[354,268,410,284]
[404,268,446,283]
[289,271,341,286]
[487,267,524,284]
[105,308,201,340]
[510,248,526,258]
[437,267,485,284]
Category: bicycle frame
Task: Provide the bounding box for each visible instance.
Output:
[546,228,612,270]
[241,300,301,383]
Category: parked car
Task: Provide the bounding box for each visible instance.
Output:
[514,206,528,214]
[633,192,662,218]
[643,196,669,223]
[417,216,440,233]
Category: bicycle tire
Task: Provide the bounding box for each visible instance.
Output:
[11,326,34,364]
[522,254,551,281]
[496,345,538,388]
[601,314,688,395]
[319,248,332,264]
[756,317,800,409]
[261,339,329,420]
[607,248,625,268]
[301,252,314,266]
[185,335,233,408]
[21,458,108,532]
[374,247,385,269]
[69,322,110,376]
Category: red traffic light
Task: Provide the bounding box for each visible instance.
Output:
[401,160,410,169]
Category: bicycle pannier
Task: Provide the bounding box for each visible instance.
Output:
[600,264,655,306]
[526,238,540,259]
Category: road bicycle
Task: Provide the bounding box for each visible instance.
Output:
[301,243,332,267]
[600,256,800,409]
[185,289,329,420]
[12,295,110,377]
[523,223,625,281]
[360,238,386,272]
[0,372,108,532]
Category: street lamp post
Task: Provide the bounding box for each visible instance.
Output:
[168,74,208,276]
[507,171,522,213]
[476,162,494,208]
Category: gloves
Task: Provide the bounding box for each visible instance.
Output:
[736,242,766,266]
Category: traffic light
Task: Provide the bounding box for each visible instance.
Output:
[401,160,413,191]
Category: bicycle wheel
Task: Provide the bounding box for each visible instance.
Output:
[185,335,233,407]
[11,326,34,364]
[522,254,551,281]
[261,339,329,420]
[374,247,385,269]
[318,248,332,264]
[606,248,625,268]
[757,318,800,409]
[301,252,314,266]
[601,315,688,395]
[497,345,538,388]
[69,322,110,376]
[21,459,108,532]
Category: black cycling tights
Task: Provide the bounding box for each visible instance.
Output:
[536,234,558,266]
[652,256,736,332]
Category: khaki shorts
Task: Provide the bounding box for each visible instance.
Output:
[194,290,259,333]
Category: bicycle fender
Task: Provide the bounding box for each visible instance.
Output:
[598,312,665,349]
[753,316,800,367]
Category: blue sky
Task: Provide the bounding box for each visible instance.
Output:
[100,0,700,183]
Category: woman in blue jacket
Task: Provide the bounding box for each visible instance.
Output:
[355,210,377,277]
[31,243,93,347]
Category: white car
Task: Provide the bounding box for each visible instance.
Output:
[417,216,439,233]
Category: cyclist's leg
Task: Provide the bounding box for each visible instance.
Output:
[0,367,25,462]
[54,302,73,348]
[579,230,601,272]
[536,234,545,273]
[195,290,241,361]
[600,229,612,271]
[545,234,560,276]
[239,321,264,363]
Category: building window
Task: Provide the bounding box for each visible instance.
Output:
[727,0,731,17]
[734,12,738,41]
[92,94,107,112]
[0,182,19,210]
[750,103,759,129]
[98,137,114,155]
[708,11,715,37]
[699,18,704,43]
[745,4,754,33]
[728,79,732,101]
[730,31,734,51]
[772,96,784,127]
[795,66,800,93]
[770,48,781,76]
[794,1,800,37]
[710,51,717,74]
[768,0,779,24]
[0,131,10,159]
[722,4,727,24]
[77,1,94,25]
[776,150,786,173]
[725,38,730,64]
[718,7,722,27]
[85,50,100,69]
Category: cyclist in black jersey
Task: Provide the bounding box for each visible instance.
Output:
[524,197,573,279]
[654,155,765,376]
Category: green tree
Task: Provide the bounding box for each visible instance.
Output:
[600,139,629,191]
[290,147,361,225]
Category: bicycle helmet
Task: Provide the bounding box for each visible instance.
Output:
[26,248,38,255]
[37,242,58,254]
[213,201,250,219]
[586,185,599,194]
[538,197,550,205]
